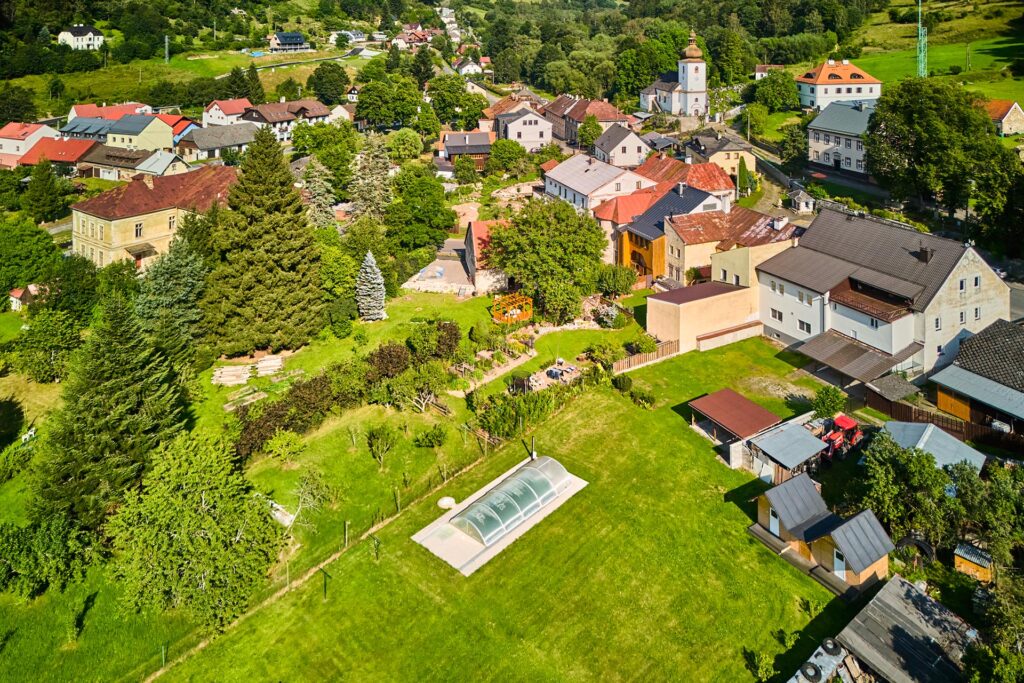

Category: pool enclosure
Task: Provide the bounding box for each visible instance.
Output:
[450,456,571,546]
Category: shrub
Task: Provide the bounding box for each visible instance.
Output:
[414,424,447,448]
[236,374,335,461]
[611,374,632,393]
[626,334,657,355]
[366,424,397,471]
[586,341,625,370]
[811,385,846,418]
[948,65,963,75]
[0,441,32,485]
[596,264,637,297]
[263,429,305,463]
[629,387,655,409]
[593,304,620,329]
[367,342,411,380]
[469,321,492,346]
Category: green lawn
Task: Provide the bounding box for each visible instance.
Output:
[758,111,802,142]
[738,186,766,209]
[160,339,846,682]
[0,311,24,344]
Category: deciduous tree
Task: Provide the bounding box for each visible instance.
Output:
[577,114,602,149]
[307,61,350,105]
[0,217,61,297]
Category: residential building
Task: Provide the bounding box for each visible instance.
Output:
[756,474,893,589]
[0,122,59,169]
[18,138,97,171]
[985,99,1024,136]
[57,24,104,50]
[494,109,551,152]
[788,189,816,214]
[593,124,649,168]
[67,101,151,122]
[684,132,755,182]
[954,543,993,584]
[638,31,707,117]
[646,281,762,353]
[884,421,987,470]
[640,132,678,153]
[105,115,174,152]
[79,144,191,181]
[753,64,784,80]
[807,100,875,175]
[175,123,259,162]
[70,165,237,269]
[346,86,360,103]
[8,284,40,312]
[756,209,1011,379]
[540,95,629,144]
[796,59,881,110]
[269,32,309,53]
[240,99,331,142]
[60,117,115,143]
[330,29,365,45]
[438,131,495,171]
[155,114,198,145]
[454,57,482,77]
[543,154,656,213]
[930,318,1024,433]
[480,91,541,131]
[464,220,508,294]
[203,98,253,127]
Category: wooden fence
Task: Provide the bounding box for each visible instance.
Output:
[866,388,1024,452]
[612,340,680,374]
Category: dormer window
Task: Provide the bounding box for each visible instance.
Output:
[827,74,841,79]
[850,73,863,79]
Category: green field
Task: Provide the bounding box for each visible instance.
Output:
[0,311,24,344]
[161,338,845,681]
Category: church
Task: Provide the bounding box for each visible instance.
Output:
[639,31,708,118]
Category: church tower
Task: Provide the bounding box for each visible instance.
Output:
[676,30,708,117]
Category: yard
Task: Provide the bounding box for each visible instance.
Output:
[157,339,849,682]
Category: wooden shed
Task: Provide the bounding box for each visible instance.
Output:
[954,543,993,584]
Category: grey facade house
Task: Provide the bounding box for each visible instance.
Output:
[176,122,259,161]
[60,117,115,142]
[807,100,876,175]
[593,123,649,168]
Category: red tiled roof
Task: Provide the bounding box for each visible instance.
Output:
[243,99,331,123]
[0,122,44,141]
[467,219,507,267]
[593,181,675,223]
[796,61,880,85]
[0,154,20,169]
[688,388,781,440]
[19,138,97,165]
[984,99,1018,121]
[71,165,237,220]
[542,95,628,123]
[539,158,560,173]
[682,162,735,193]
[669,206,789,247]
[635,153,690,184]
[155,114,196,136]
[205,98,252,115]
[668,211,736,244]
[71,102,149,120]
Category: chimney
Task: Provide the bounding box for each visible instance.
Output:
[715,131,721,140]
[684,155,693,164]
[917,243,933,263]
[140,173,155,189]
[770,216,788,231]
[677,180,687,193]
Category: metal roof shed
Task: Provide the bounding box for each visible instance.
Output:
[884,421,987,470]
[688,388,781,442]
[750,422,827,471]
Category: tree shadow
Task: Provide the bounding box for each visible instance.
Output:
[785,392,812,414]
[766,595,864,682]
[724,478,771,522]
[0,395,25,451]
[0,628,14,657]
[774,348,809,371]
[74,591,99,640]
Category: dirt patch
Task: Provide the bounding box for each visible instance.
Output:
[452,202,479,228]
[740,375,814,409]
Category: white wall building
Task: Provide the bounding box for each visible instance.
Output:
[593,123,650,168]
[807,101,875,175]
[544,154,656,212]
[494,108,551,152]
[202,98,253,127]
[57,25,104,50]
[796,60,882,111]
[639,31,707,117]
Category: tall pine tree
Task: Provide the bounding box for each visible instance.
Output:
[203,126,325,355]
[246,64,265,104]
[303,158,337,230]
[23,158,63,223]
[350,133,392,220]
[136,235,208,341]
[224,67,249,99]
[355,251,386,320]
[30,293,187,530]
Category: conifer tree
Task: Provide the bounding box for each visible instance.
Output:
[350,133,392,220]
[136,235,207,342]
[23,158,63,223]
[303,158,337,230]
[413,103,440,140]
[31,293,187,530]
[412,46,434,88]
[355,251,387,321]
[203,126,325,355]
[224,66,249,99]
[246,64,265,104]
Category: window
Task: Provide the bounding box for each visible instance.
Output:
[856,87,862,94]
[135,223,143,238]
[168,215,176,231]
[779,283,785,295]
[937,345,943,356]
[733,274,740,286]
[824,134,830,144]
[637,146,642,153]
[856,160,863,172]
[771,308,783,322]
[614,182,621,192]
[824,153,831,163]
[798,291,805,304]
[721,268,727,281]
[813,131,820,142]
[635,181,641,189]
[973,275,980,287]
[844,157,851,168]
[870,318,879,329]
[813,151,820,161]
[845,138,851,149]
[959,311,966,324]
[959,278,966,292]
[539,131,544,138]
[99,225,104,240]
[620,145,626,153]
[975,306,981,320]
[856,141,863,151]
[770,280,777,293]
[517,131,522,139]
[798,320,812,334]
[934,316,942,331]
[702,203,717,212]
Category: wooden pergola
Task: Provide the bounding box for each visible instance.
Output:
[492,293,533,324]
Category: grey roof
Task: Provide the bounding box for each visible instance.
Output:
[954,542,992,568]
[758,209,969,312]
[641,132,677,151]
[275,31,306,44]
[594,124,637,154]
[180,122,259,150]
[626,185,714,241]
[798,330,923,382]
[884,421,987,470]
[837,575,975,683]
[61,116,114,136]
[830,510,894,574]
[81,143,150,168]
[750,422,827,470]
[931,363,1024,422]
[545,154,627,197]
[108,114,157,135]
[687,133,751,155]
[135,150,185,175]
[645,71,681,92]
[444,132,492,155]
[953,319,1024,392]
[866,373,920,402]
[807,100,877,136]
[763,474,839,542]
[63,24,102,36]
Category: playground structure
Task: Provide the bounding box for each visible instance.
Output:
[492,293,533,324]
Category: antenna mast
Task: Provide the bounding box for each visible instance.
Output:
[917,0,928,77]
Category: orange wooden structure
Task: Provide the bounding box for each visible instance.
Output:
[492,293,533,324]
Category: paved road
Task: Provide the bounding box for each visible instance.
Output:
[1009,282,1024,322]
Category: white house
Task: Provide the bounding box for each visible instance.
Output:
[494,108,551,152]
[796,60,882,111]
[639,31,707,117]
[57,25,104,50]
[593,123,649,168]
[544,154,656,212]
[239,99,331,142]
[0,122,59,169]
[807,100,875,175]
[202,98,253,127]
[454,58,483,77]
[756,209,1010,380]
[464,220,508,295]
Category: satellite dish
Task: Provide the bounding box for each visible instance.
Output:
[800,662,822,682]
[822,638,841,656]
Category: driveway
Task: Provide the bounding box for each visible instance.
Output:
[1010,282,1024,322]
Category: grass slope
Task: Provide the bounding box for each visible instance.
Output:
[163,339,847,682]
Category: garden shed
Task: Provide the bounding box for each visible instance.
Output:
[748,421,827,484]
[688,388,780,467]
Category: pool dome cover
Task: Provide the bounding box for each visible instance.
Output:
[451,457,571,546]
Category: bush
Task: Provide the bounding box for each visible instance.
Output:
[596,264,637,297]
[263,429,305,463]
[629,387,655,409]
[414,424,447,448]
[586,341,625,370]
[0,441,32,485]
[367,342,412,380]
[811,385,846,418]
[948,65,963,75]
[593,304,620,329]
[626,334,657,355]
[611,374,632,393]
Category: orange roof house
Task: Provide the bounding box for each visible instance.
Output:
[796,60,881,110]
[19,138,98,166]
[633,154,734,194]
[796,61,880,86]
[68,101,151,121]
[71,165,236,220]
[205,98,252,116]
[984,99,1023,136]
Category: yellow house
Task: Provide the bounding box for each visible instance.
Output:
[70,165,237,269]
[684,133,756,182]
[645,281,760,352]
[105,114,174,152]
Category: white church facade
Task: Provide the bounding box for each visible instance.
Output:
[639,31,707,118]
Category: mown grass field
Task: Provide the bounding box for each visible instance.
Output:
[161,339,846,682]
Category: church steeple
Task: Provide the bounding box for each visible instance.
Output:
[683,30,702,60]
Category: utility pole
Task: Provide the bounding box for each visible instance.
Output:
[214,19,217,42]
[165,35,169,64]
[916,0,928,78]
